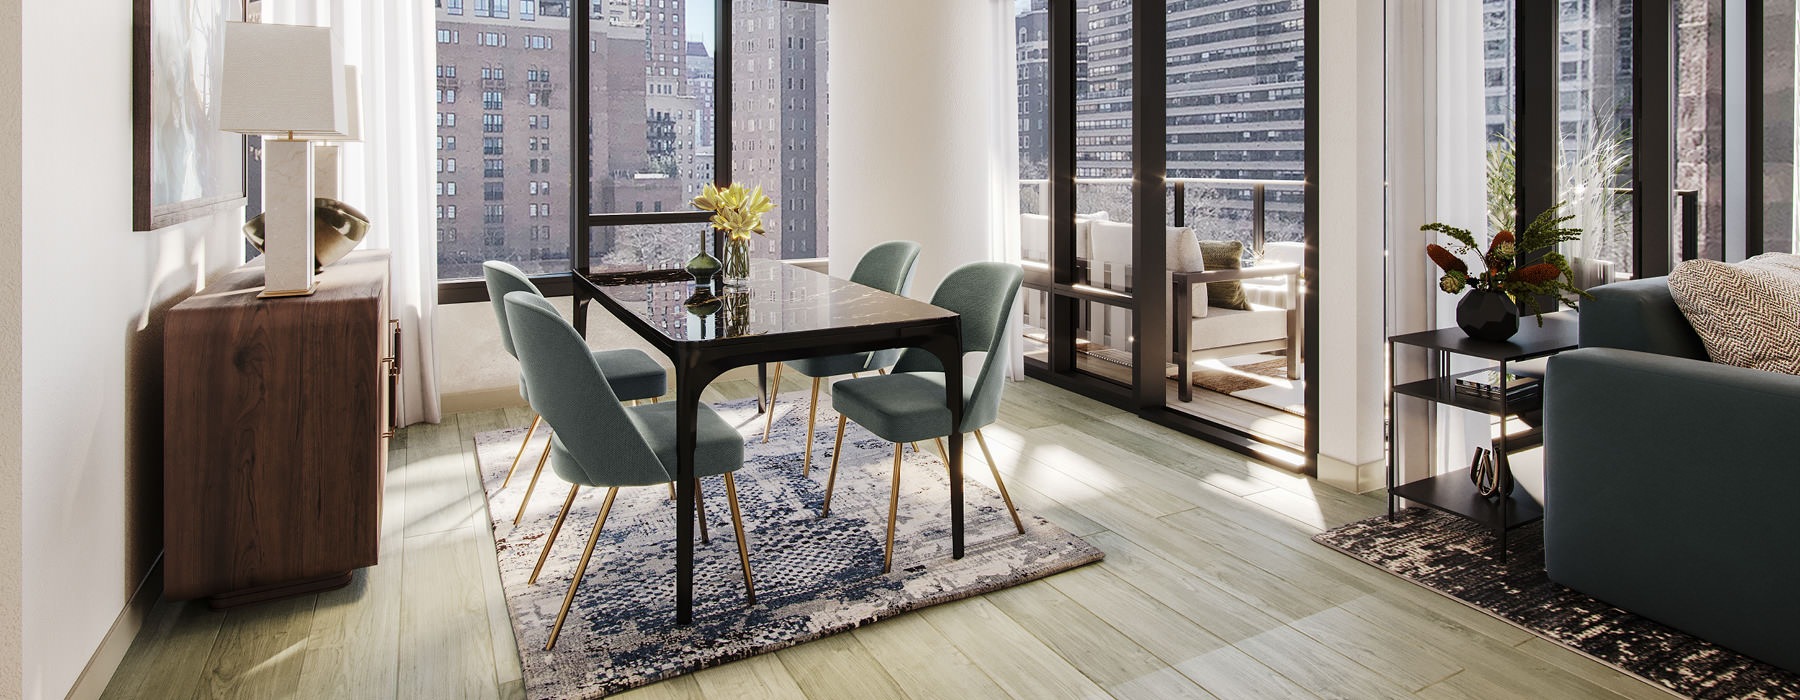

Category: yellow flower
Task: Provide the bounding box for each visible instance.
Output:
[693,181,776,237]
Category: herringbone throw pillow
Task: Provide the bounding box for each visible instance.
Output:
[1667,253,1800,374]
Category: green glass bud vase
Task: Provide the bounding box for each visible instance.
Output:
[684,229,721,282]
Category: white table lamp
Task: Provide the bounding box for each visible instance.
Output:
[220,22,348,298]
[315,66,363,200]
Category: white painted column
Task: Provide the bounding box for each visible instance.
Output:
[1315,0,1389,492]
[827,1,1004,294]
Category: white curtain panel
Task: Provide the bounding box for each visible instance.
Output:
[269,0,443,425]
[988,0,1025,381]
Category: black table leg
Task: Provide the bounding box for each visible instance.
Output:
[922,331,965,559]
[756,363,768,413]
[672,354,713,625]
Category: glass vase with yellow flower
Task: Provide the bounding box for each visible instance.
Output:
[692,182,776,288]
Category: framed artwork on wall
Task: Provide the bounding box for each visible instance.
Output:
[132,0,249,232]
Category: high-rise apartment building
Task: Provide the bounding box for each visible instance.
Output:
[1055,0,1307,241]
[1016,0,1049,179]
[731,1,828,261]
[436,0,697,279]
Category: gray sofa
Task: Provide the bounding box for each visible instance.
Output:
[1544,277,1800,674]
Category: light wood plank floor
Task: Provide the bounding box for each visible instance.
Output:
[103,377,1669,700]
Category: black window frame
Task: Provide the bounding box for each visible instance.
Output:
[438,0,830,304]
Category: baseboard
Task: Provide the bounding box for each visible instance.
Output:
[67,554,162,700]
[441,386,530,416]
[1317,454,1384,494]
[441,365,760,417]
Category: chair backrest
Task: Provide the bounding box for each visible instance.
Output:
[503,292,671,486]
[850,241,923,297]
[483,261,545,359]
[894,262,1025,431]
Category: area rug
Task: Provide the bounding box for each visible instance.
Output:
[1315,508,1800,699]
[1191,356,1304,416]
[474,396,1104,699]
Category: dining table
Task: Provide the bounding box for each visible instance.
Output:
[571,259,967,625]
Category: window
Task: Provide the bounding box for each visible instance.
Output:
[434,0,826,287]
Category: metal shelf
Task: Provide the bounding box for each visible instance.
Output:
[1389,468,1543,531]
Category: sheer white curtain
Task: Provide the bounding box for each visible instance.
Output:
[988,0,1025,380]
[269,0,442,425]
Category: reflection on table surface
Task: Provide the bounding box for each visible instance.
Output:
[584,259,955,343]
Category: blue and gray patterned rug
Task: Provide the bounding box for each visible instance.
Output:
[475,395,1104,699]
[1316,508,1800,699]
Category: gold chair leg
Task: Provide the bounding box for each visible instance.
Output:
[821,417,848,518]
[803,377,821,476]
[883,443,903,574]
[723,473,756,605]
[667,481,676,501]
[502,414,542,488]
[547,486,617,650]
[652,396,660,404]
[934,437,950,467]
[975,429,1025,534]
[513,438,554,525]
[762,363,784,443]
[530,485,580,584]
[694,479,710,544]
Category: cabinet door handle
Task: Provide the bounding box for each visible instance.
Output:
[380,357,398,439]
[384,319,403,438]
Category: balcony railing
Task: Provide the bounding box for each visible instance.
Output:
[1019,176,1305,257]
[1022,179,1704,267]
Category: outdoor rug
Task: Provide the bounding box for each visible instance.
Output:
[1191,356,1305,416]
[1315,508,1800,699]
[474,395,1105,698]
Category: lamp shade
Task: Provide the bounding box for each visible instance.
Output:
[336,65,363,143]
[220,22,347,138]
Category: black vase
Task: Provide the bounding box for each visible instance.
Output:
[1456,290,1520,342]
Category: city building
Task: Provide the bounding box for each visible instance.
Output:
[730,1,829,260]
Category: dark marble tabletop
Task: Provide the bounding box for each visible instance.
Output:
[581,258,956,344]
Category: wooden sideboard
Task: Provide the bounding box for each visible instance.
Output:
[164,250,397,606]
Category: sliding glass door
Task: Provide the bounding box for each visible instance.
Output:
[1017,0,1318,467]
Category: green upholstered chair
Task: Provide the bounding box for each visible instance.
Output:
[822,261,1026,573]
[483,261,669,524]
[763,241,922,475]
[503,291,755,649]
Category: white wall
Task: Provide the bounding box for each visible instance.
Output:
[435,299,673,412]
[17,4,248,696]
[0,0,23,693]
[1315,0,1390,491]
[827,0,1004,294]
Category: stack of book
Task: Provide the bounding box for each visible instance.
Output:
[1454,370,1541,402]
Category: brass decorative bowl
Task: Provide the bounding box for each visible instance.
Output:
[243,198,372,272]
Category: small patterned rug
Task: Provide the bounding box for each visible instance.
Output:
[1315,508,1800,699]
[474,396,1104,699]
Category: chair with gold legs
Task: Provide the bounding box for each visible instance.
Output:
[484,262,668,523]
[821,262,1027,573]
[763,241,920,475]
[503,291,755,650]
